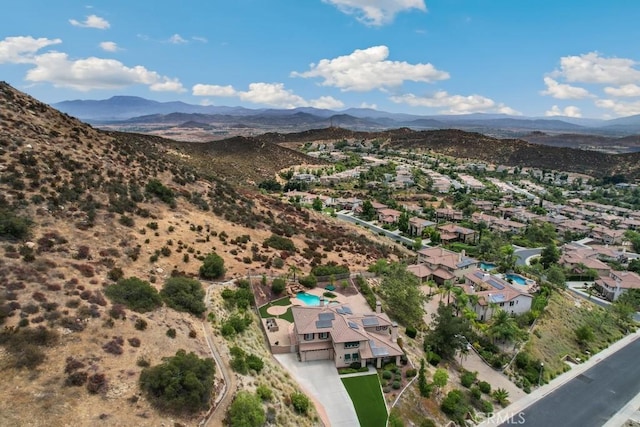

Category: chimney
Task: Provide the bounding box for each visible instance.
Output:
[391,322,398,341]
[376,301,382,314]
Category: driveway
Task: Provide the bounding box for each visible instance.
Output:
[274,353,359,427]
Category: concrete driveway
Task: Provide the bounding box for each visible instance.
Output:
[274,353,359,427]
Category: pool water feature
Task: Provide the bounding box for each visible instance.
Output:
[505,273,528,285]
[296,292,320,306]
[480,262,497,271]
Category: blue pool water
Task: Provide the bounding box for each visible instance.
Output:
[505,273,527,285]
[296,292,320,306]
[480,262,497,271]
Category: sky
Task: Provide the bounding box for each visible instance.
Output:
[3,1,640,119]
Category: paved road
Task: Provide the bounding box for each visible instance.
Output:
[336,212,421,248]
[514,248,542,266]
[501,338,640,426]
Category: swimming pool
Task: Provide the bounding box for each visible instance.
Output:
[296,292,321,306]
[480,262,497,271]
[505,273,528,285]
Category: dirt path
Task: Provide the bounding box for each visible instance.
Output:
[201,284,237,427]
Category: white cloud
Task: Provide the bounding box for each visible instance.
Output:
[553,52,640,85]
[99,41,119,52]
[192,84,237,97]
[25,51,185,92]
[540,77,591,100]
[292,45,448,92]
[0,36,61,64]
[544,105,582,118]
[69,14,110,29]
[192,81,344,109]
[323,0,426,26]
[595,98,640,117]
[192,36,208,43]
[604,84,640,98]
[390,91,520,115]
[168,34,187,44]
[360,102,378,109]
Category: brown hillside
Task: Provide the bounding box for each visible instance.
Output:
[0,82,401,426]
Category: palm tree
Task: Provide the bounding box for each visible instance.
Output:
[441,280,454,305]
[492,388,510,406]
[287,264,301,283]
[452,287,467,316]
[488,309,520,344]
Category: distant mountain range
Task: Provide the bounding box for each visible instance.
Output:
[53,95,640,136]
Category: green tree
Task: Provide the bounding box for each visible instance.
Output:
[432,368,449,394]
[488,309,522,344]
[417,358,431,397]
[0,209,33,240]
[575,324,594,346]
[312,197,323,211]
[227,391,266,427]
[413,237,423,251]
[540,242,560,269]
[499,245,517,272]
[161,276,206,316]
[546,264,566,288]
[139,350,215,414]
[379,263,427,326]
[398,211,410,233]
[199,252,225,279]
[361,200,377,221]
[425,303,471,360]
[105,277,162,313]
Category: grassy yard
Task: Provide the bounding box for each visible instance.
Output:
[526,290,626,379]
[258,297,294,323]
[341,374,388,427]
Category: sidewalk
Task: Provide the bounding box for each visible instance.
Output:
[479,328,640,426]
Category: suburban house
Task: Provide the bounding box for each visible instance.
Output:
[559,245,612,278]
[459,270,533,321]
[378,208,402,225]
[414,247,479,284]
[594,270,640,301]
[438,223,477,244]
[590,225,625,245]
[435,208,464,222]
[291,301,403,368]
[408,217,436,237]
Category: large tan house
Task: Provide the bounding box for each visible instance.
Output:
[291,301,403,368]
[414,247,479,285]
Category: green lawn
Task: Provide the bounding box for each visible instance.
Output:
[341,374,388,427]
[258,297,294,323]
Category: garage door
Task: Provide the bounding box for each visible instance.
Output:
[303,349,332,361]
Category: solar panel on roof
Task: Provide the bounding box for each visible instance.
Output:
[489,294,505,303]
[362,317,379,327]
[487,279,504,290]
[348,321,359,329]
[318,312,335,321]
[336,308,345,314]
[342,306,353,315]
[369,340,390,357]
[316,320,333,328]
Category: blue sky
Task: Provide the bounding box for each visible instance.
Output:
[3,1,640,118]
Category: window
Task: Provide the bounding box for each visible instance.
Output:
[344,353,351,361]
[304,333,314,341]
[509,301,515,307]
[352,353,359,361]
[319,332,329,340]
[499,302,504,307]
[344,342,359,349]
[376,326,387,331]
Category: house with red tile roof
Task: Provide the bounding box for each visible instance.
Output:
[594,270,640,301]
[459,270,533,321]
[414,247,479,285]
[291,301,403,368]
